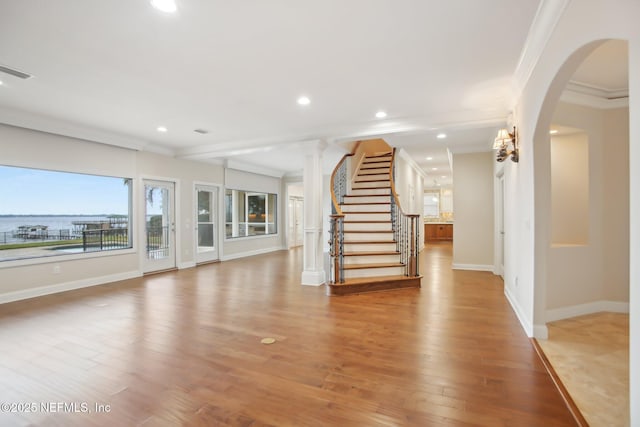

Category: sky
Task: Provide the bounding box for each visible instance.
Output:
[0,165,130,215]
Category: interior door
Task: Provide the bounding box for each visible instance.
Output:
[195,185,218,263]
[288,197,303,248]
[143,180,176,272]
[294,198,304,247]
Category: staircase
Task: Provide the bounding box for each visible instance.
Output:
[328,149,422,296]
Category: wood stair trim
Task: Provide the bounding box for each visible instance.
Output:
[327,275,422,296]
[354,179,390,183]
[340,211,390,214]
[343,240,397,244]
[360,165,390,170]
[341,202,390,205]
[343,230,394,234]
[357,168,389,176]
[343,262,404,270]
[351,186,391,190]
[343,251,400,256]
[344,196,391,199]
[343,220,391,223]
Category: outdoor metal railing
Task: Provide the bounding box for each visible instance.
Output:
[146,226,170,258]
[82,228,130,251]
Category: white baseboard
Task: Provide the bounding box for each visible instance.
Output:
[178,261,196,270]
[546,300,630,323]
[301,270,326,286]
[220,246,284,261]
[452,263,494,272]
[0,270,142,305]
[533,324,549,339]
[504,285,534,337]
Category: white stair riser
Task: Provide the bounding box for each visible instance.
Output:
[355,173,389,181]
[343,222,392,232]
[349,188,390,196]
[343,213,390,221]
[341,204,390,213]
[344,255,401,265]
[352,181,390,189]
[343,232,395,242]
[344,266,405,279]
[344,196,391,204]
[344,242,397,252]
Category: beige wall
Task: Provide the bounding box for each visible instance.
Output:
[546,103,629,311]
[550,132,589,245]
[452,151,494,267]
[603,107,630,301]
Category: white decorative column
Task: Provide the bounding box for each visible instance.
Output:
[301,140,327,285]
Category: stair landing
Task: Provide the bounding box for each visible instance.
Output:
[327,275,422,296]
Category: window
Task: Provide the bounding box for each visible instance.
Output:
[0,165,133,262]
[423,191,440,218]
[225,189,277,238]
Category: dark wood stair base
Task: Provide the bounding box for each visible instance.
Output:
[327,275,422,296]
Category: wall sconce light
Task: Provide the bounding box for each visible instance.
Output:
[493,126,518,163]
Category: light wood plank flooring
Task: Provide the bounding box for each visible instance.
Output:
[0,243,576,426]
[537,312,629,427]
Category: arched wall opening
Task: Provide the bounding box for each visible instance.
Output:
[530,38,630,424]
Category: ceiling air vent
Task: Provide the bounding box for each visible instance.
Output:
[0,64,33,80]
[194,129,209,134]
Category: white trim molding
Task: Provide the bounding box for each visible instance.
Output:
[504,285,534,337]
[452,263,494,272]
[220,246,285,262]
[512,0,572,101]
[546,300,630,323]
[0,270,141,305]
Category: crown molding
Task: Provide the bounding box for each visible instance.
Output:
[397,148,428,180]
[0,107,149,151]
[560,91,628,109]
[561,80,629,109]
[224,158,285,178]
[512,0,572,101]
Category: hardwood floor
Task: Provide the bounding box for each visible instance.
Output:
[537,312,629,427]
[0,243,576,426]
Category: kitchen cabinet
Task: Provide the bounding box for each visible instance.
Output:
[424,223,453,242]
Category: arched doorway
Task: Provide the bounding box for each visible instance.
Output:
[532,39,629,425]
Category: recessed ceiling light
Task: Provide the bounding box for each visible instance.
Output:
[441,175,446,179]
[437,133,447,139]
[375,111,387,119]
[426,156,433,160]
[432,167,438,171]
[0,80,3,85]
[150,0,177,13]
[297,96,310,106]
[157,126,168,133]
[549,129,559,134]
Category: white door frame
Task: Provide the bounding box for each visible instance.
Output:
[141,177,178,273]
[194,182,221,264]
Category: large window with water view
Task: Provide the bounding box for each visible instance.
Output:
[0,165,132,263]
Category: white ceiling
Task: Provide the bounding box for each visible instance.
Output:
[0,1,543,177]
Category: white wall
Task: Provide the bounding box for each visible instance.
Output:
[452,151,494,269]
[0,124,286,301]
[509,1,639,423]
